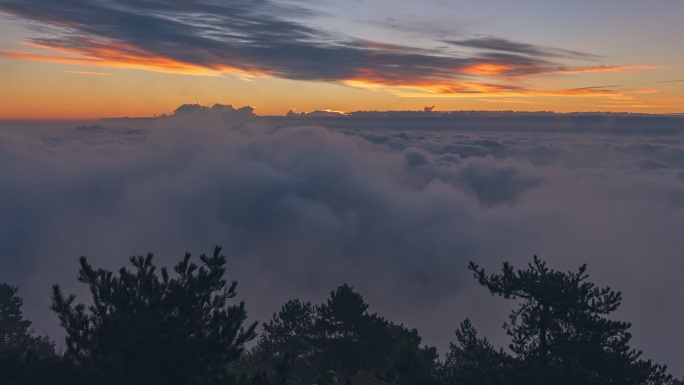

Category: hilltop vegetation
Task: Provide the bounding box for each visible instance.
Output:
[1,247,679,385]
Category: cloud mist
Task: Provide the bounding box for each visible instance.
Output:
[1,106,684,376]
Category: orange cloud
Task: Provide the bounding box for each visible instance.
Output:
[343,67,519,95]
[390,82,659,101]
[462,63,514,76]
[65,70,114,75]
[1,40,273,77]
[332,60,673,105]
[558,65,665,74]
[477,99,552,105]
[0,38,669,109]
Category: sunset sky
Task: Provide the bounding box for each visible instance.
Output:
[3,1,684,376]
[1,0,683,119]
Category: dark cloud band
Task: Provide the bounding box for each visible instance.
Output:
[0,0,628,93]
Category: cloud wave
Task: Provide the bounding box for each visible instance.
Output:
[2,106,684,375]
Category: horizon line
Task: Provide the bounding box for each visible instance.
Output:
[3,108,684,122]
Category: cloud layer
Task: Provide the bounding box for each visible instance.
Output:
[2,106,684,376]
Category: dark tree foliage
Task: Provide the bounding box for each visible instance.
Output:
[2,252,678,385]
[378,324,440,385]
[257,299,318,384]
[1,283,59,385]
[441,319,514,385]
[254,284,440,385]
[0,284,33,350]
[261,299,317,357]
[316,284,373,384]
[229,352,290,385]
[469,255,672,385]
[51,246,257,385]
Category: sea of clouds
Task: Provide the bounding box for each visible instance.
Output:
[1,105,683,375]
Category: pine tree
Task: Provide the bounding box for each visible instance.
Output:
[257,299,318,384]
[0,284,32,350]
[51,246,257,385]
[469,256,672,385]
[441,319,513,385]
[1,283,58,385]
[256,284,440,385]
[316,284,372,384]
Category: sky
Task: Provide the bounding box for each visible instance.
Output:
[2,0,684,378]
[1,0,683,119]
